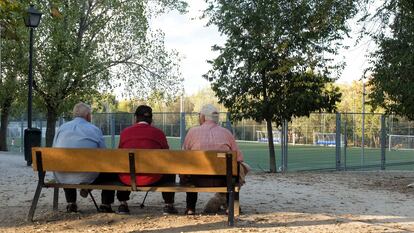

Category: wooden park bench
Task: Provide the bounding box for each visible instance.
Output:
[28,147,240,226]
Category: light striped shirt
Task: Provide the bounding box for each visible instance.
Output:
[183,120,244,161]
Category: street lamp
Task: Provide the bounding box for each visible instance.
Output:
[23,4,42,166]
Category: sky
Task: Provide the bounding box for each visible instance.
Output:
[151,1,219,96]
[150,1,376,96]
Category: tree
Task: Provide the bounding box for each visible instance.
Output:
[366,0,414,120]
[32,1,187,146]
[92,93,119,113]
[203,0,358,172]
[0,1,27,151]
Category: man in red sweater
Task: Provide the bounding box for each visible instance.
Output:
[100,105,177,214]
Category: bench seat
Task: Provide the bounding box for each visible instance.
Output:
[44,182,240,193]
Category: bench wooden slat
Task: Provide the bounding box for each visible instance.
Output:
[44,182,239,193]
[31,148,238,175]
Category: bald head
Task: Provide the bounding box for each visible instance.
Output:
[73,102,92,121]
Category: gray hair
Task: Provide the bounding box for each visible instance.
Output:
[72,102,91,118]
[200,104,219,123]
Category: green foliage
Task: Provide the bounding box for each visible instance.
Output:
[91,93,119,113]
[0,0,25,41]
[0,1,33,116]
[18,0,187,145]
[366,0,414,120]
[203,0,357,126]
[0,0,27,105]
[116,93,194,113]
[0,0,29,150]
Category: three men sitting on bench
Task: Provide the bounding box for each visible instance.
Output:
[53,102,246,215]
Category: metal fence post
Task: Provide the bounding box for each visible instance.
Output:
[20,116,24,152]
[362,81,366,167]
[111,113,115,149]
[39,119,43,146]
[226,112,233,133]
[280,121,285,172]
[381,115,386,170]
[344,118,347,171]
[335,113,341,171]
[180,112,186,148]
[280,119,288,172]
[284,119,288,172]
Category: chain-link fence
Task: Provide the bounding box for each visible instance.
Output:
[3,112,414,172]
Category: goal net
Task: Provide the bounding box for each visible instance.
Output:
[388,134,414,151]
[256,130,281,143]
[313,132,343,147]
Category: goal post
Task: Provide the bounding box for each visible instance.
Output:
[256,130,281,143]
[388,134,414,151]
[313,132,344,147]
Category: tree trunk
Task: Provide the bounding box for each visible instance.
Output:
[0,110,9,151]
[0,98,12,151]
[266,117,277,173]
[45,109,58,147]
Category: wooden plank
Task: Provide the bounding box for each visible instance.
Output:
[44,183,240,193]
[32,148,132,173]
[135,186,233,193]
[45,183,133,191]
[134,150,237,175]
[31,148,238,175]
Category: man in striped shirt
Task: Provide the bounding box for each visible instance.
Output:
[182,104,244,215]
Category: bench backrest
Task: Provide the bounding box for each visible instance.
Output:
[31,147,238,176]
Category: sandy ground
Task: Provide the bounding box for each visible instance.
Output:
[2,152,414,232]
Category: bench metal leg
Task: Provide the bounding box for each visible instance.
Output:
[88,190,100,212]
[234,192,240,216]
[140,191,150,208]
[28,183,43,222]
[227,190,235,226]
[53,187,59,211]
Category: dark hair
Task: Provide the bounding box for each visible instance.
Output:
[134,105,153,124]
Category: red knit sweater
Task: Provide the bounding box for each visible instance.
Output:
[118,122,169,185]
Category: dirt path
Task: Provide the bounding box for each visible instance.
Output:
[1,152,414,232]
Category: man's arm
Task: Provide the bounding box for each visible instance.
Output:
[97,131,106,148]
[182,128,194,150]
[91,125,106,149]
[159,132,169,149]
[52,128,61,147]
[118,131,125,149]
[52,134,58,147]
[227,132,244,161]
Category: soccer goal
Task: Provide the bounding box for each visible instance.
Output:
[388,134,414,151]
[313,132,343,147]
[256,130,281,143]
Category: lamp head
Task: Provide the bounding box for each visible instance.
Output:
[24,4,42,28]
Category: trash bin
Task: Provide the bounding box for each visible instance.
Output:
[24,128,41,166]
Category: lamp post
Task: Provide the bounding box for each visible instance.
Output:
[23,4,42,166]
[361,70,368,168]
